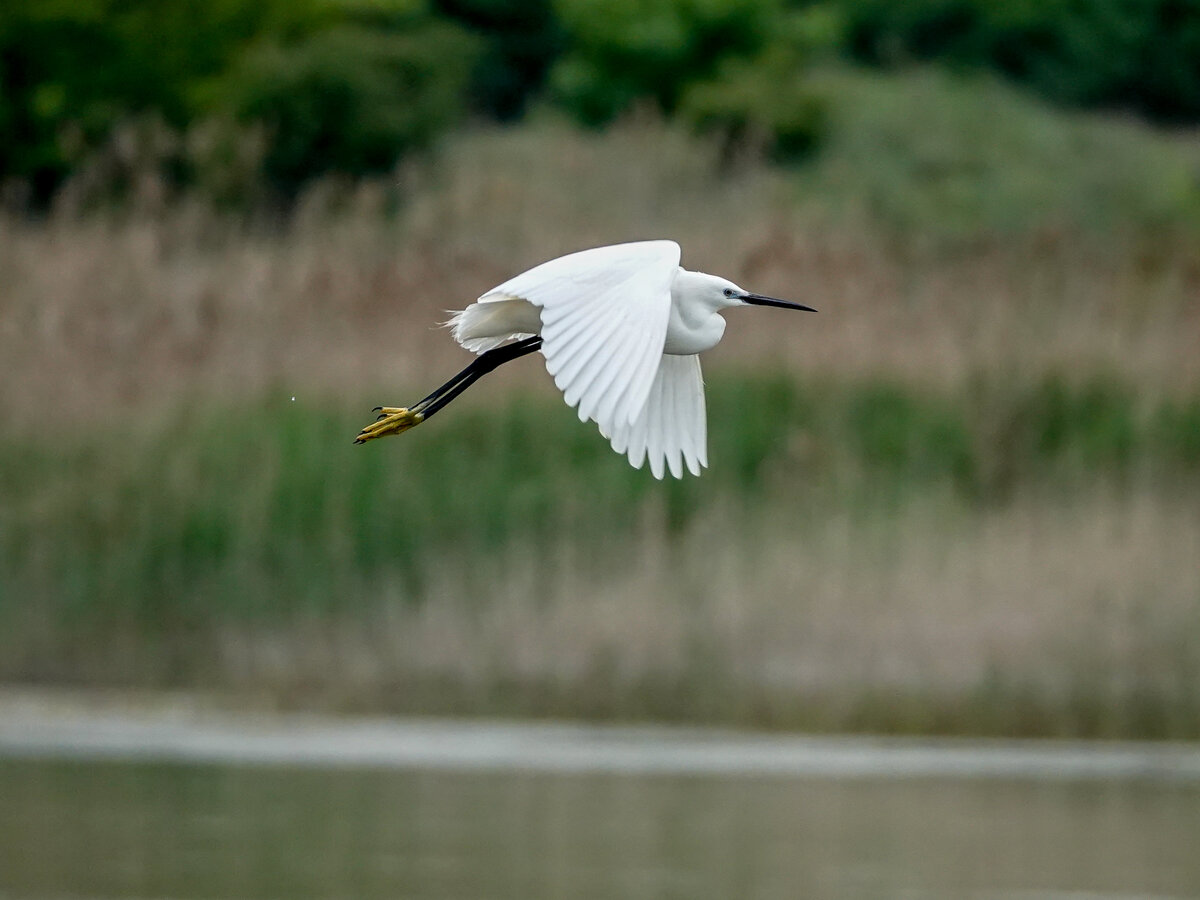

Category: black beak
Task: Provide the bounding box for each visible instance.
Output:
[742,293,817,312]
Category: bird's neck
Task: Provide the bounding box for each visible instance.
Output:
[665,295,727,356]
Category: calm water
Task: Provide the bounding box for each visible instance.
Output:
[3,754,1200,900]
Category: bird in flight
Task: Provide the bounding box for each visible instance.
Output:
[355,240,815,478]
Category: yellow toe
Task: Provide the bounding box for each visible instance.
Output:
[354,407,424,443]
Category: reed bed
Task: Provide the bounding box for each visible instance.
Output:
[1,108,1198,735]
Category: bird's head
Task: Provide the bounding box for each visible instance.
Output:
[684,271,817,314]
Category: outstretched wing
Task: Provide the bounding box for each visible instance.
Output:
[474,241,679,437]
[607,354,707,479]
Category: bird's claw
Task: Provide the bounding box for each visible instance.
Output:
[354,407,425,443]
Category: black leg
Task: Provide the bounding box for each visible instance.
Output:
[357,336,543,444]
[419,336,543,421]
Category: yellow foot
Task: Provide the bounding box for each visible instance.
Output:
[354,406,425,443]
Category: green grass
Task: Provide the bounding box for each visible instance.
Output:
[4,372,1196,624]
[2,371,1198,735]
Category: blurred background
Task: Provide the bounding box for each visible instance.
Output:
[2,1,1200,897]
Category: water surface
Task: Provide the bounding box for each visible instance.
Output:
[3,752,1199,900]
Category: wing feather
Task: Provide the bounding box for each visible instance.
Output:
[581,311,646,426]
[542,297,611,358]
[556,305,627,403]
[477,241,679,434]
[451,241,707,477]
[663,361,683,479]
[606,354,707,479]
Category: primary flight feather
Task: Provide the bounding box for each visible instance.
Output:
[355,240,815,478]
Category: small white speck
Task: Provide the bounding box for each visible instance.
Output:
[291,396,296,402]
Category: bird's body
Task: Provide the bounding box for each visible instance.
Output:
[356,240,814,478]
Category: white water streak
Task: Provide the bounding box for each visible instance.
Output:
[2,706,1199,781]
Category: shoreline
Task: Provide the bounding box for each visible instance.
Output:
[2,688,1199,781]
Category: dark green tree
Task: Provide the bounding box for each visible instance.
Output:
[842,0,1200,121]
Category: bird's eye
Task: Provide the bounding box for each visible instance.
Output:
[723,288,735,298]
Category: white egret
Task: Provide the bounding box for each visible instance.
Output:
[355,240,816,478]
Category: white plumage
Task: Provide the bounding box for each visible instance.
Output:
[358,240,815,478]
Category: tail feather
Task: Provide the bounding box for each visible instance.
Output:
[446,297,541,354]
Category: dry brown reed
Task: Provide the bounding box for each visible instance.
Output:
[3,119,1197,432]
[204,485,1200,735]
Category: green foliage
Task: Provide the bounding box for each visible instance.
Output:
[678,10,838,163]
[6,0,1200,214]
[0,0,476,203]
[844,383,974,483]
[1151,398,1200,467]
[7,0,1200,206]
[0,0,315,202]
[841,0,1200,121]
[548,0,786,125]
[800,67,1200,241]
[1022,377,1137,469]
[224,21,478,194]
[433,0,564,119]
